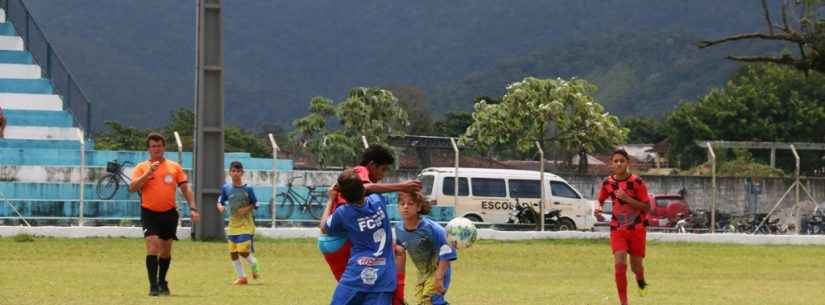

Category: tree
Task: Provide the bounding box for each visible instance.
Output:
[291,87,409,167]
[163,108,195,150]
[433,112,474,137]
[94,121,149,151]
[697,0,825,74]
[622,116,668,144]
[463,77,627,166]
[665,64,825,171]
[388,85,433,135]
[95,108,271,157]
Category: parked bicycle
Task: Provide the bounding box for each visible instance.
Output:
[272,176,328,220]
[96,160,134,200]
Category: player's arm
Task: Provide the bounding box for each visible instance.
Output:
[615,184,650,212]
[319,186,338,232]
[434,260,450,294]
[179,182,200,222]
[364,180,422,194]
[128,163,155,193]
[235,188,258,216]
[216,187,227,214]
[434,227,457,294]
[394,244,406,275]
[320,209,345,235]
[235,204,254,216]
[594,181,610,217]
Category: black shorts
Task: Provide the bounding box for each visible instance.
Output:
[141,208,179,240]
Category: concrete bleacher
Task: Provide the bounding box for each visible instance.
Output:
[0,9,310,225]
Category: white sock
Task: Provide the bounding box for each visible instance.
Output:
[232,259,245,277]
[244,254,258,266]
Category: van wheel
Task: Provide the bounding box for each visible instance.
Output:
[464,215,483,223]
[558,218,576,231]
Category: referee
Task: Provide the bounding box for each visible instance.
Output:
[129,133,200,296]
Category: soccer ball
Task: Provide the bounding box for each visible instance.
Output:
[445,217,478,249]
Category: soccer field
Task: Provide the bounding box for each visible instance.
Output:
[2,236,824,305]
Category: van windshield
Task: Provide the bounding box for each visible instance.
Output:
[418,175,435,195]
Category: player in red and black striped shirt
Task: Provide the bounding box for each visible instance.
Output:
[595,149,651,305]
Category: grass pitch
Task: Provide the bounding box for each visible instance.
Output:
[1,236,824,305]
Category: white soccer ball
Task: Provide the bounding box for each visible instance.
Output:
[445,217,478,249]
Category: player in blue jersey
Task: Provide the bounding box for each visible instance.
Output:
[321,169,397,305]
[395,191,457,305]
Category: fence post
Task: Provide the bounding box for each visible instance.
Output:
[536,141,545,231]
[450,138,459,208]
[77,129,85,227]
[268,133,279,228]
[174,131,184,227]
[706,142,716,233]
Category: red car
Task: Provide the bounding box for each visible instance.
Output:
[594,194,690,228]
[647,194,691,227]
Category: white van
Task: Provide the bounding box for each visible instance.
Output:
[417,167,595,230]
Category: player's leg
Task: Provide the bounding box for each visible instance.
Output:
[392,244,405,305]
[330,284,363,305]
[230,250,248,284]
[156,210,178,295]
[157,238,174,295]
[363,292,394,305]
[142,208,162,296]
[241,236,260,279]
[629,226,648,297]
[144,235,161,296]
[611,229,630,305]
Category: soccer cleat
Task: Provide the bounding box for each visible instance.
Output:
[233,277,248,285]
[251,263,261,279]
[148,285,160,297]
[638,280,648,297]
[159,281,171,296]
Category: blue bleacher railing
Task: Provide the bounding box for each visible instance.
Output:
[3,0,93,136]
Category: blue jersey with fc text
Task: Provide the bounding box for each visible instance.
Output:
[323,193,396,292]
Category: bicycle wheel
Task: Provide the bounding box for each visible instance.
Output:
[274,194,295,220]
[307,196,326,220]
[96,173,120,200]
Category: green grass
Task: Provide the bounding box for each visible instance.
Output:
[1,237,824,305]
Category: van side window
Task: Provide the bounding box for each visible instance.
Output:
[550,181,581,199]
[472,178,506,197]
[419,175,435,195]
[443,177,469,196]
[508,179,540,198]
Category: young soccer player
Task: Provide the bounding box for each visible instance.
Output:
[318,145,420,303]
[395,191,457,305]
[321,169,397,305]
[595,149,652,305]
[216,161,261,285]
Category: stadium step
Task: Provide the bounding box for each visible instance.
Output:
[0,35,22,51]
[0,22,16,36]
[0,93,62,111]
[3,126,82,140]
[0,50,33,64]
[0,63,41,79]
[0,78,52,94]
[0,139,83,149]
[3,110,73,127]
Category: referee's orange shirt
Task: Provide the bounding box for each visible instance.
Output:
[132,159,188,212]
